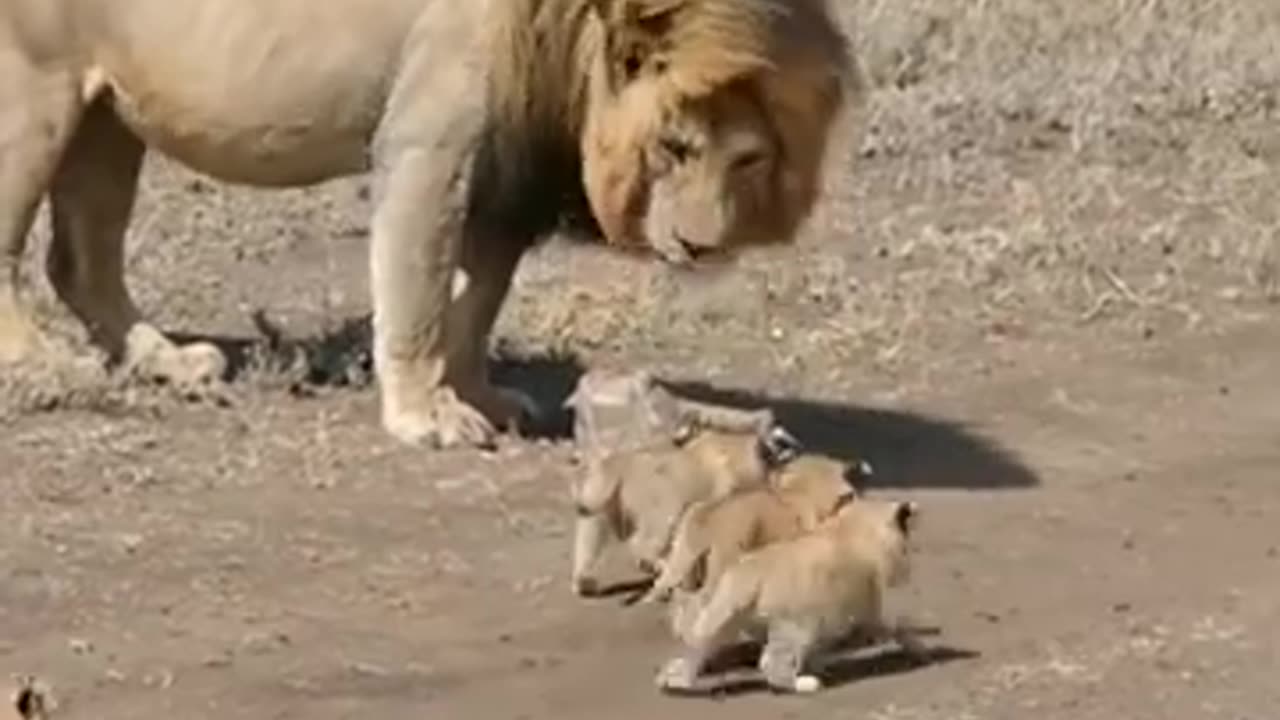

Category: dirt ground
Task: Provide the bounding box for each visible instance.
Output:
[2,1,1279,718]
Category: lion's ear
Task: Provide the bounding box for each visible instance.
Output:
[594,0,684,83]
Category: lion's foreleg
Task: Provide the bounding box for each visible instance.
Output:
[443,222,538,432]
[369,47,498,448]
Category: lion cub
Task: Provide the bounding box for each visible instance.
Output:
[656,498,926,695]
[641,454,873,607]
[569,424,799,597]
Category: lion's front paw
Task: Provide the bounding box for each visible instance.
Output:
[382,386,499,449]
[458,382,541,435]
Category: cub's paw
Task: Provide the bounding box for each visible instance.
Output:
[655,657,700,693]
[763,673,823,695]
[570,575,601,597]
[382,386,498,450]
[638,586,672,605]
[793,674,823,693]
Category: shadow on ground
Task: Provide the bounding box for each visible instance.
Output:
[665,642,979,699]
[660,380,1040,490]
[175,319,1038,490]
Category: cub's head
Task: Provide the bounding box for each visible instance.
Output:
[582,0,857,265]
[836,498,920,587]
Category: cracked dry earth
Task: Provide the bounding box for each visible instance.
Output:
[4,4,1280,717]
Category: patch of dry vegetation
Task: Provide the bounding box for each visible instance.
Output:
[499,0,1280,390]
[4,0,1278,413]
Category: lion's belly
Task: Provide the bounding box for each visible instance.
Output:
[90,0,443,186]
[109,88,378,187]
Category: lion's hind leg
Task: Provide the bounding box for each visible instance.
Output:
[0,64,83,364]
[46,99,226,388]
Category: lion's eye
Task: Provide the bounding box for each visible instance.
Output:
[658,136,694,163]
[732,148,767,170]
[622,53,643,79]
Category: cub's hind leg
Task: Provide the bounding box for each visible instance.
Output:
[45,99,225,387]
[758,619,823,693]
[656,571,752,693]
[0,66,83,363]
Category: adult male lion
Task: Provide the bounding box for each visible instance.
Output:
[0,0,856,448]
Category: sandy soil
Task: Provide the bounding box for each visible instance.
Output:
[2,1,1278,718]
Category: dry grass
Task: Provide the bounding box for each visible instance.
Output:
[4,0,1278,411]
[497,0,1280,392]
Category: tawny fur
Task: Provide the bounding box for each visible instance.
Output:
[656,498,927,694]
[569,425,786,596]
[0,0,858,450]
[641,454,867,608]
[565,367,781,457]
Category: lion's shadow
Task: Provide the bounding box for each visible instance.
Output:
[653,379,1039,490]
[181,319,1038,491]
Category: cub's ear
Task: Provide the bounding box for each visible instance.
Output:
[893,501,920,535]
[593,0,684,83]
[672,417,699,446]
[842,458,874,489]
[759,425,802,467]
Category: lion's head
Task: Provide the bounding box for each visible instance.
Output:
[580,0,857,265]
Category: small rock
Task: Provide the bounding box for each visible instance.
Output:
[1112,602,1132,613]
[202,652,233,668]
[118,533,144,555]
[68,638,94,655]
[141,668,175,690]
[240,630,291,655]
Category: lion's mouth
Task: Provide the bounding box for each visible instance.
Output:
[652,233,735,269]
